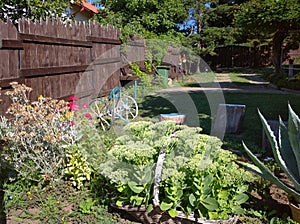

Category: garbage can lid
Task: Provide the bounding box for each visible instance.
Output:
[156,66,170,70]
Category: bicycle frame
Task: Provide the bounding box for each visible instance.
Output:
[89,86,138,130]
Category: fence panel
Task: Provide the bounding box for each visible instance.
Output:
[0,18,126,114]
[0,19,20,87]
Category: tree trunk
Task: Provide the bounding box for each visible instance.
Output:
[272,31,288,75]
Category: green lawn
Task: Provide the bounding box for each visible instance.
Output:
[229,73,251,86]
[139,90,300,155]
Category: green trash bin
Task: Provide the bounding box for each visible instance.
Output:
[156,66,170,85]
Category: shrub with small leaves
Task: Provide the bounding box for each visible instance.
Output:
[4,83,78,183]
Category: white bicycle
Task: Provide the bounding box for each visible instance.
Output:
[89,87,138,130]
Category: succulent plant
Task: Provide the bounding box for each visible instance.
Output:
[242,104,300,203]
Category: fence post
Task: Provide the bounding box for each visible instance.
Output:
[289,58,294,78]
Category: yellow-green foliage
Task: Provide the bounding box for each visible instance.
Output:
[97,121,255,220]
[64,145,92,189]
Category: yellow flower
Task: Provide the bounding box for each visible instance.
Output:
[65,111,74,119]
[38,95,44,101]
[27,191,31,195]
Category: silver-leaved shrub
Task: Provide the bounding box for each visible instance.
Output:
[3,83,78,183]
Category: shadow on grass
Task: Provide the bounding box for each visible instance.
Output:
[181,82,218,88]
[139,92,213,134]
[234,74,268,86]
[139,90,300,155]
[139,94,177,118]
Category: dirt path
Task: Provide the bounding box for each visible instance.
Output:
[159,72,300,95]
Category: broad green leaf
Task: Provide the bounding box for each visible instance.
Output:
[203,174,213,186]
[168,209,178,218]
[218,190,229,200]
[202,175,213,195]
[189,193,196,207]
[128,181,144,194]
[160,201,173,211]
[141,167,153,183]
[176,189,183,198]
[234,193,249,204]
[146,204,153,213]
[231,205,245,214]
[237,185,248,194]
[130,195,143,206]
[116,200,123,207]
[201,197,219,211]
[186,206,192,215]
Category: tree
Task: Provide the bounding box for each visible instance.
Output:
[0,0,69,24]
[94,0,192,40]
[184,0,245,57]
[234,0,300,74]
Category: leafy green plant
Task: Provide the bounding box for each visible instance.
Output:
[159,174,184,218]
[174,137,253,220]
[79,198,95,215]
[64,144,92,189]
[97,121,255,220]
[242,104,300,203]
[3,178,123,223]
[130,63,152,87]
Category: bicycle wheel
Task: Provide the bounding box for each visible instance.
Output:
[116,95,138,122]
[89,98,111,131]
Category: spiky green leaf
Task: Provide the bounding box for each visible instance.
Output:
[288,104,300,183]
[242,142,300,201]
[279,117,300,190]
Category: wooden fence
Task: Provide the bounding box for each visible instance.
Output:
[0,18,145,114]
[204,45,272,68]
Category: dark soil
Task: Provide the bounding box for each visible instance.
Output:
[245,172,294,221]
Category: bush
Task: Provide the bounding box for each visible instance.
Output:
[264,73,300,90]
[97,121,255,220]
[1,83,103,186]
[2,83,77,183]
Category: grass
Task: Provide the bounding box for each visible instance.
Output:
[139,81,300,156]
[228,73,252,86]
[1,177,131,224]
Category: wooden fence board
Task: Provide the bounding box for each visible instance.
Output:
[0,17,146,115]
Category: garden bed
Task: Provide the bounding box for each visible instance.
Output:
[111,204,239,224]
